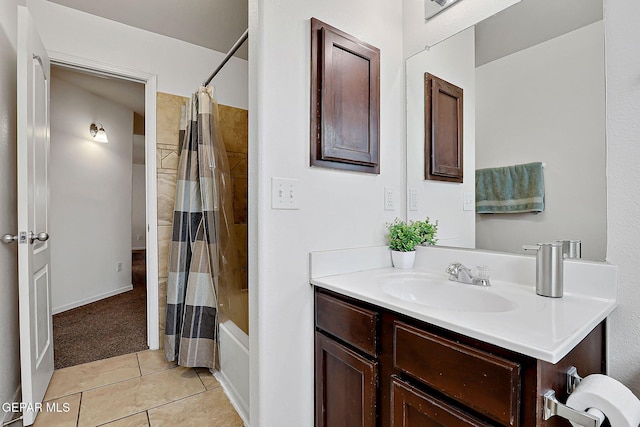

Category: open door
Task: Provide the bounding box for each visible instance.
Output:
[17,6,53,426]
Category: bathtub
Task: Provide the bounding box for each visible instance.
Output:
[216,319,250,425]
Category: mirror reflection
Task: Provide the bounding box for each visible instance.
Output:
[406,0,606,260]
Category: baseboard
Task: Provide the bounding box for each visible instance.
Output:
[52,285,134,314]
[1,384,21,424]
[213,369,249,427]
[132,246,146,251]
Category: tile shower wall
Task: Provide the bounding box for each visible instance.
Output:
[156,93,249,347]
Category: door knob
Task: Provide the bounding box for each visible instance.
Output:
[1,234,18,244]
[29,232,49,244]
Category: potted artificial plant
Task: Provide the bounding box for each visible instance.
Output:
[386,218,438,269]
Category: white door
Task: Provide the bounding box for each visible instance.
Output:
[17,6,53,426]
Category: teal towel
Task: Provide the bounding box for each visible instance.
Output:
[475,162,545,213]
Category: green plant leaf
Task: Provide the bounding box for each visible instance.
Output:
[386,217,439,251]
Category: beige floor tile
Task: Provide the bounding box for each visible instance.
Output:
[137,350,177,376]
[45,353,140,400]
[148,388,243,427]
[77,367,205,427]
[32,393,81,427]
[195,368,221,390]
[99,412,150,427]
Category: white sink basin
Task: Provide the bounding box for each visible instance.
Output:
[379,273,517,313]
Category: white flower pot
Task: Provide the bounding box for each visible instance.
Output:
[391,250,416,269]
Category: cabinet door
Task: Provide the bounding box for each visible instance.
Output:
[425,73,464,182]
[315,332,377,427]
[310,18,380,174]
[392,378,492,427]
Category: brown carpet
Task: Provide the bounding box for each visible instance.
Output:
[53,250,149,369]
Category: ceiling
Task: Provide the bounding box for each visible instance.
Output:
[52,66,145,115]
[46,0,248,60]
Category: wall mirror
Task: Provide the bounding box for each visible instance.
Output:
[405,0,606,261]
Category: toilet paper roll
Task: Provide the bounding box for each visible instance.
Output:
[566,374,640,427]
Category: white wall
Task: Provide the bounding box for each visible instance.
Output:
[249,1,404,425]
[132,163,146,249]
[0,1,23,422]
[605,0,640,395]
[406,27,476,248]
[50,77,133,313]
[475,21,606,260]
[25,0,248,106]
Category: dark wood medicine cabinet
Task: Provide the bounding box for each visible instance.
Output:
[310,18,381,174]
[425,73,464,183]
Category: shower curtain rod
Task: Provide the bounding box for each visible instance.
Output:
[203,28,249,87]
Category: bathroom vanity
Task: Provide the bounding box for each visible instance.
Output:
[310,246,617,427]
[315,287,604,427]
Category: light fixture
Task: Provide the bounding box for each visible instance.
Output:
[90,123,108,143]
[425,0,462,20]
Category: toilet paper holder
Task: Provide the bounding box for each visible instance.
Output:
[543,366,602,427]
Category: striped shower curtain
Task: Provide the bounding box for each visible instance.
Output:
[164,86,235,370]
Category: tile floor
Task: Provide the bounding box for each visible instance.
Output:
[20,350,244,427]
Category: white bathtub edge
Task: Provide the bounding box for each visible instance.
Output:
[217,321,250,426]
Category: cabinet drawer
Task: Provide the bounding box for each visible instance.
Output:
[394,322,521,426]
[315,291,378,357]
[392,377,492,427]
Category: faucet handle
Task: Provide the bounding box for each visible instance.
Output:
[446,262,462,275]
[472,265,491,287]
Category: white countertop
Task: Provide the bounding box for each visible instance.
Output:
[311,266,616,363]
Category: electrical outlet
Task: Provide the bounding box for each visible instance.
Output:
[409,188,418,211]
[384,187,395,211]
[463,192,474,211]
[271,177,300,210]
[116,262,123,272]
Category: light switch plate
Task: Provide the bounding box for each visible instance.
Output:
[272,177,300,210]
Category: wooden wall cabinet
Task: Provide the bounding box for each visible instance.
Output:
[314,288,606,427]
[310,18,380,174]
[425,73,464,182]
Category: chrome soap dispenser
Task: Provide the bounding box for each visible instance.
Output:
[523,242,564,298]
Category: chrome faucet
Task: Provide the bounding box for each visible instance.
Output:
[446,262,491,287]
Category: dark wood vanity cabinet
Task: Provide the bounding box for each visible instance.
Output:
[314,288,606,427]
[315,292,379,427]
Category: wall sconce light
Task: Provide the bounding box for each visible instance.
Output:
[90,123,108,143]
